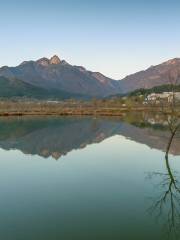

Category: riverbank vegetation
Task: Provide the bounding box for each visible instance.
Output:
[0,97,179,117]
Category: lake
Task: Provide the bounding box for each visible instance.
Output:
[0,114,179,240]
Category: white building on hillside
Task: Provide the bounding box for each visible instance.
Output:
[145,92,180,103]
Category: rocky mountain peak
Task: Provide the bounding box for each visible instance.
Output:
[50,55,61,65]
[36,55,61,66]
[36,58,50,66]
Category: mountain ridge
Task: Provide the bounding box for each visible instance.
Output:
[0,55,120,97]
[0,55,180,99]
[118,57,180,93]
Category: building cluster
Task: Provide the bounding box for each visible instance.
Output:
[145,92,180,104]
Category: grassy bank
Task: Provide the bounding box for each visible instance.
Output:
[0,100,179,117]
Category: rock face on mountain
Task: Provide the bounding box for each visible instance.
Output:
[0,55,119,97]
[118,58,180,93]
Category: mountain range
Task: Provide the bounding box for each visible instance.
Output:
[0,55,180,99]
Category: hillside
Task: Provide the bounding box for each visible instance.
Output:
[119,58,180,93]
[0,76,83,100]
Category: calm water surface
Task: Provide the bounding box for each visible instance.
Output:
[0,115,179,240]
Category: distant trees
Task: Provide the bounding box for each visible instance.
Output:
[129,84,180,97]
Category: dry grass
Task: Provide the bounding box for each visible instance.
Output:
[0,100,179,117]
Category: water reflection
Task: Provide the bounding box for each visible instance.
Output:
[0,117,122,159]
[0,114,179,239]
[0,114,179,159]
[147,113,180,239]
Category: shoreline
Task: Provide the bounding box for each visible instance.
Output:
[0,101,179,117]
[0,107,177,117]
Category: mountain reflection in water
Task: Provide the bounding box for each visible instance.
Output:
[0,114,179,159]
[0,114,180,240]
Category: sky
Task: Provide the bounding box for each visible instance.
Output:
[0,0,180,79]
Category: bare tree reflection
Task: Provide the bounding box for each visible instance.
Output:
[147,115,180,239]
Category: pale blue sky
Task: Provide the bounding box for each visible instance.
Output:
[0,0,180,79]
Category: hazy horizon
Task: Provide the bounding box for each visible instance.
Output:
[1,0,180,79]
